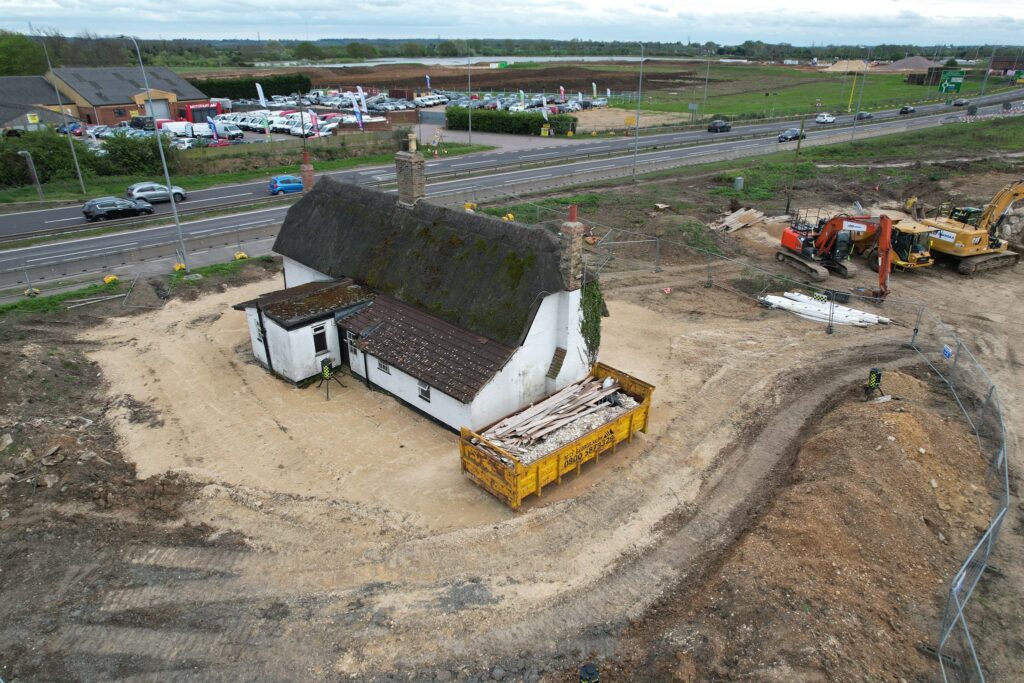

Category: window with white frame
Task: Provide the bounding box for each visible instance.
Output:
[312,325,328,354]
[377,359,391,374]
[417,380,431,402]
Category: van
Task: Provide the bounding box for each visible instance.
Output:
[193,122,243,139]
[159,121,194,138]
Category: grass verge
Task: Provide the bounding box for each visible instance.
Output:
[0,281,123,315]
[0,143,493,205]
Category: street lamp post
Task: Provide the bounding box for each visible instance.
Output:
[632,43,644,180]
[17,151,44,201]
[40,41,86,195]
[467,55,472,146]
[850,46,872,142]
[702,46,712,111]
[127,36,189,273]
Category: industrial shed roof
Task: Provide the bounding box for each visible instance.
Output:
[0,76,62,106]
[51,67,208,105]
[341,295,515,403]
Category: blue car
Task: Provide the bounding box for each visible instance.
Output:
[269,175,303,195]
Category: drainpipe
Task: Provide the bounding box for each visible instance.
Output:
[256,305,273,372]
[363,347,370,389]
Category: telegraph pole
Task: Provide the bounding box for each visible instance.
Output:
[467,54,473,146]
[850,45,872,142]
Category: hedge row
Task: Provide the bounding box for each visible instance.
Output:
[445,108,577,136]
[0,130,178,188]
[186,73,313,100]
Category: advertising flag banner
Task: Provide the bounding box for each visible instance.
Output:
[357,86,368,112]
[255,83,267,108]
[559,85,565,102]
[592,82,597,97]
[426,74,431,90]
[206,116,218,141]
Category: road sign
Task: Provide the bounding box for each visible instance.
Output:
[1015,70,1024,85]
[943,344,953,360]
[624,115,636,127]
[687,103,698,111]
[26,113,39,124]
[938,69,966,94]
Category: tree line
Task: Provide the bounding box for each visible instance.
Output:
[1,30,1021,77]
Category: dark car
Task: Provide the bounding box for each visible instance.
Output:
[899,105,916,115]
[953,99,970,107]
[778,128,805,142]
[707,119,732,133]
[82,197,153,222]
[855,111,874,120]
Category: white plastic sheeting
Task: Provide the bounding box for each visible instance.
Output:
[759,291,891,326]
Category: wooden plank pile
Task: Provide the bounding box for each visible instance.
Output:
[480,376,623,456]
[709,208,768,233]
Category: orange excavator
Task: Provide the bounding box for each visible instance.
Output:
[778,212,892,299]
[777,213,863,281]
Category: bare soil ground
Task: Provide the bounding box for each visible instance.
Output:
[1,172,1022,682]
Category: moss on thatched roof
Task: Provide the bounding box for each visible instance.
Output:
[272,179,566,347]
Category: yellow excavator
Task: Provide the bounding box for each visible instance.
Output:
[922,180,1022,275]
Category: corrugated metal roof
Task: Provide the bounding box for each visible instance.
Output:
[51,66,208,105]
[341,295,514,403]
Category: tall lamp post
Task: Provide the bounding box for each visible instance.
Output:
[631,43,644,180]
[467,54,473,146]
[850,45,872,143]
[127,35,189,273]
[40,41,86,194]
[17,151,44,201]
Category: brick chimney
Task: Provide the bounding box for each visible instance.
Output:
[394,133,425,208]
[560,204,586,291]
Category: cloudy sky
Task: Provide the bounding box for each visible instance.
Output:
[1,0,1022,44]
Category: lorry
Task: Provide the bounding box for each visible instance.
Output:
[459,363,654,511]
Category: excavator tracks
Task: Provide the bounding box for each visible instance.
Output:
[957,250,1020,275]
[775,249,829,281]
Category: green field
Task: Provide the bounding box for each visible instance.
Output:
[607,62,1015,119]
[0,142,491,205]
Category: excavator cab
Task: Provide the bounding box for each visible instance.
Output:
[949,206,983,225]
[890,224,934,268]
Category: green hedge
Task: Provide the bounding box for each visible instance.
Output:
[0,129,178,188]
[445,107,577,135]
[186,73,312,100]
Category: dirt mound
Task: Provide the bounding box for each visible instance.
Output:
[604,370,991,681]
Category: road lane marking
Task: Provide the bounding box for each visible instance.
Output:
[44,217,81,224]
[185,192,255,204]
[27,242,138,264]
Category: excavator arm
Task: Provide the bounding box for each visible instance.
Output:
[976,180,1024,235]
[874,215,892,300]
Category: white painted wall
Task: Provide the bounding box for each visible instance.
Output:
[282,257,331,288]
[244,308,269,367]
[348,338,472,429]
[468,289,590,430]
[245,310,342,382]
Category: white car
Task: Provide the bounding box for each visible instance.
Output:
[815,113,836,124]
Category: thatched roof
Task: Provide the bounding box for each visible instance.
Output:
[272,179,566,347]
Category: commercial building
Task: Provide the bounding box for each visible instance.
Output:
[0,67,214,127]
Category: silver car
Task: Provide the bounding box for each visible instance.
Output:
[126,182,187,203]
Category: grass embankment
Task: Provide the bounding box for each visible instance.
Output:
[482,115,1024,234]
[0,143,492,205]
[0,281,123,315]
[605,62,1013,118]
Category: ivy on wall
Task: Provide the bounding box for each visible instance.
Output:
[580,280,603,364]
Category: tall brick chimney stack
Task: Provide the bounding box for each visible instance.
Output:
[394,133,425,208]
[560,204,586,291]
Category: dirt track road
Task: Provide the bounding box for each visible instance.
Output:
[51,263,939,680]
